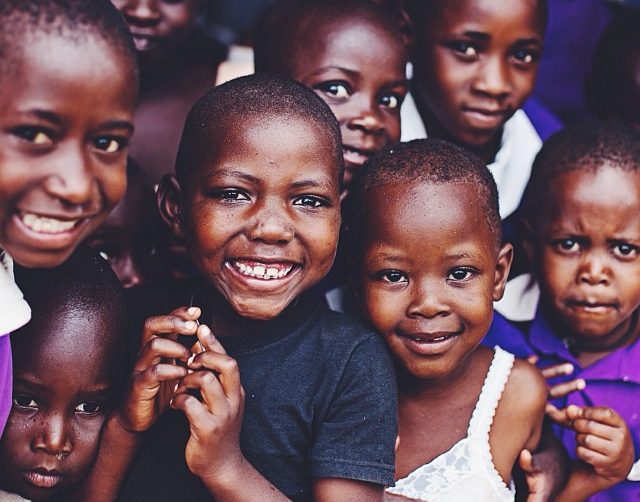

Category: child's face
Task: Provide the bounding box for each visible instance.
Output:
[173,114,341,320]
[85,188,167,289]
[530,167,640,347]
[0,35,135,268]
[112,0,201,64]
[413,0,543,151]
[288,17,408,190]
[0,315,115,500]
[359,180,511,380]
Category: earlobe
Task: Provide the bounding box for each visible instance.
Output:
[493,243,514,301]
[157,174,186,238]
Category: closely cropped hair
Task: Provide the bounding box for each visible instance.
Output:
[254,0,408,74]
[14,246,127,337]
[521,121,640,227]
[0,0,138,86]
[348,139,501,249]
[175,73,344,186]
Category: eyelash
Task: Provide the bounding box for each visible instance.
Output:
[447,267,477,283]
[93,136,129,154]
[209,189,250,202]
[292,195,329,208]
[317,81,351,100]
[378,270,408,284]
[10,126,54,146]
[552,238,640,260]
[13,396,104,415]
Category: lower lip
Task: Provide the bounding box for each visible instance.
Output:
[343,149,370,167]
[224,262,300,291]
[568,304,616,315]
[463,110,505,129]
[23,470,62,488]
[12,213,87,249]
[400,333,460,356]
[132,35,159,52]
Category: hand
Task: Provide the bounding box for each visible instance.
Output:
[519,449,553,502]
[117,306,201,432]
[171,323,246,484]
[549,405,634,486]
[527,356,586,400]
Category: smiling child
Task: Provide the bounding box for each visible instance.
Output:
[348,139,547,501]
[0,247,127,501]
[79,74,397,502]
[404,0,546,219]
[487,122,640,500]
[0,0,137,436]
[254,0,408,193]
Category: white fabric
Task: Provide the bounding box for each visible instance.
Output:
[0,489,29,502]
[494,273,540,322]
[627,459,640,481]
[0,252,31,336]
[400,95,542,219]
[387,346,516,502]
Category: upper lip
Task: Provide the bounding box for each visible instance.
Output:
[566,298,619,309]
[343,143,376,157]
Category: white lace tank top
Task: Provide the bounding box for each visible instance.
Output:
[386,346,516,502]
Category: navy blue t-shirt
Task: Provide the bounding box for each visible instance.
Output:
[117,294,397,501]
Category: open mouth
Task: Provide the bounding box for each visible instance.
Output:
[130,33,161,52]
[23,469,63,489]
[20,212,81,234]
[227,260,297,281]
[343,146,374,166]
[400,330,462,356]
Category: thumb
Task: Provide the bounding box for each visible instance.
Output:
[519,449,538,474]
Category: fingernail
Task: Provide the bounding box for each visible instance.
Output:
[184,320,196,330]
[564,364,574,374]
[576,379,586,390]
[188,307,198,316]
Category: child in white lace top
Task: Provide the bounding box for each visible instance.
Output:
[347,139,548,500]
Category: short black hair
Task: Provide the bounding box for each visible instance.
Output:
[521,121,640,228]
[0,0,138,89]
[585,11,640,122]
[254,0,408,74]
[175,73,343,187]
[347,138,501,250]
[14,246,127,337]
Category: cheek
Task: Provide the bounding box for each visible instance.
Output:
[99,166,127,210]
[511,70,537,104]
[363,285,404,332]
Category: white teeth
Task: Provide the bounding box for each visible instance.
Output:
[21,213,78,234]
[232,261,294,280]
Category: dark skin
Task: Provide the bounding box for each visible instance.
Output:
[285,14,408,193]
[411,0,544,163]
[111,0,221,183]
[0,303,122,501]
[359,180,546,490]
[71,113,384,501]
[522,166,638,499]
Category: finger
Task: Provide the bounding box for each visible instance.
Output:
[175,370,227,413]
[135,364,189,390]
[575,433,618,457]
[545,403,571,426]
[135,337,191,371]
[549,379,586,399]
[526,355,539,365]
[141,307,201,344]
[171,393,214,433]
[573,417,620,439]
[195,324,227,355]
[576,445,612,467]
[519,449,536,473]
[540,363,574,379]
[189,351,242,404]
[581,407,624,427]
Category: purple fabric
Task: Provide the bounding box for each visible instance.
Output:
[0,335,12,437]
[522,97,564,141]
[484,311,640,501]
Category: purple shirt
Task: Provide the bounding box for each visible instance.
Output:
[0,335,11,435]
[484,311,640,501]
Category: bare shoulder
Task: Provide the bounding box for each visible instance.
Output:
[504,357,548,416]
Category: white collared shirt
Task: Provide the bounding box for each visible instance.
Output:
[0,252,31,335]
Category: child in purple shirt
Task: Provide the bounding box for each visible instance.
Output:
[485,122,640,500]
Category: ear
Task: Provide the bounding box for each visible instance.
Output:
[157,174,186,239]
[492,242,513,301]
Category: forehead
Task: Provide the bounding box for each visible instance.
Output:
[544,167,640,227]
[0,33,136,112]
[364,180,495,252]
[425,0,544,38]
[291,15,405,69]
[201,113,340,185]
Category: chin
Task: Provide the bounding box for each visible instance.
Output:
[230,296,295,321]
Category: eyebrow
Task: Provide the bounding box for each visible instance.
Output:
[306,65,361,80]
[444,252,477,261]
[290,178,337,191]
[207,169,261,184]
[17,109,134,132]
[459,31,542,46]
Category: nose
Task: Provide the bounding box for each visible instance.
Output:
[245,203,294,245]
[406,279,451,319]
[43,145,97,211]
[119,0,161,25]
[472,56,511,99]
[578,251,612,286]
[115,254,144,289]
[32,412,72,458]
[346,96,385,136]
